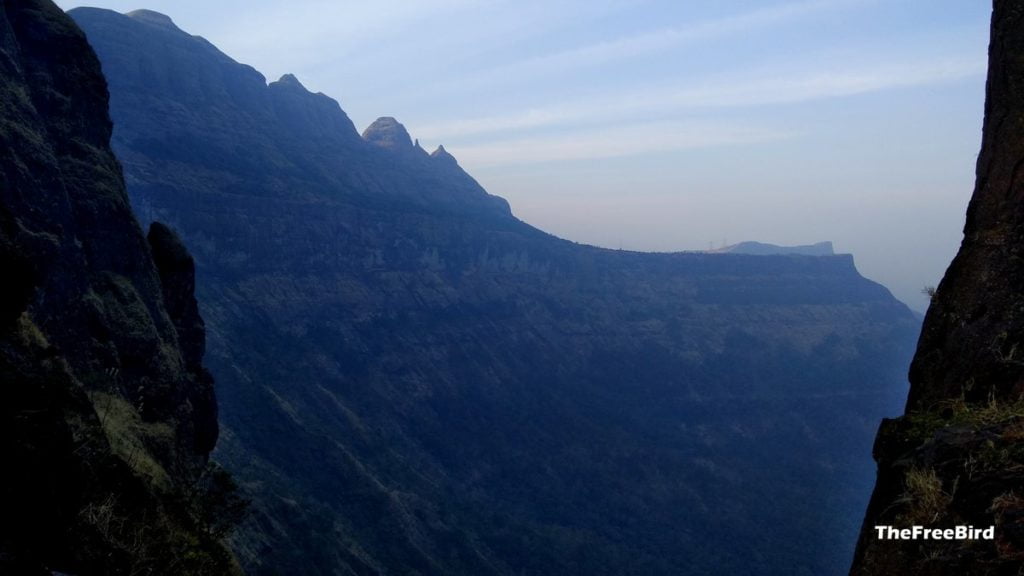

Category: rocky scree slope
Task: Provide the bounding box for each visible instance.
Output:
[74,8,922,576]
[0,1,237,574]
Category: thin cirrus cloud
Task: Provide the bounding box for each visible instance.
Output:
[441,0,874,89]
[213,0,641,90]
[416,56,985,147]
[453,121,794,167]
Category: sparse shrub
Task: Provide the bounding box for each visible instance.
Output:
[902,467,950,524]
[190,462,249,539]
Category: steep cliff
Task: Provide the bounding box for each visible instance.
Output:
[851,2,1024,574]
[0,1,235,573]
[74,8,921,575]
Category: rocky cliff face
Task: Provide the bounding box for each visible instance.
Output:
[0,1,234,573]
[74,8,922,576]
[851,2,1024,574]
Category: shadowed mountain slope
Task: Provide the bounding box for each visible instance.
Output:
[73,8,920,575]
[0,1,236,573]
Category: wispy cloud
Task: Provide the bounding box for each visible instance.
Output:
[413,0,875,99]
[416,56,984,141]
[201,0,483,80]
[491,0,869,75]
[452,121,793,167]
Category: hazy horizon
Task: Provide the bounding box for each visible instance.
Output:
[55,0,991,311]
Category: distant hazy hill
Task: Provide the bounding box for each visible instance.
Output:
[73,8,920,575]
[714,241,835,256]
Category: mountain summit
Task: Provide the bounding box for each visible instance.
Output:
[274,73,306,89]
[125,8,180,30]
[362,116,417,150]
[431,144,459,165]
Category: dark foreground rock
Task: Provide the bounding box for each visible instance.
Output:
[851,2,1024,574]
[0,2,236,573]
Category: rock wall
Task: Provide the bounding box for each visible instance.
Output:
[0,1,234,573]
[851,2,1024,574]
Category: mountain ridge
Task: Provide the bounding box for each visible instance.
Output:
[72,7,921,575]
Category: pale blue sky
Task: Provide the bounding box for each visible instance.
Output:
[55,0,991,311]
